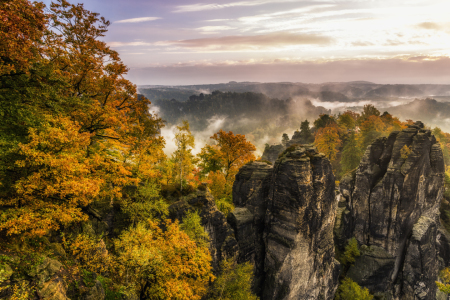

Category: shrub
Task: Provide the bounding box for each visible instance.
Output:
[216,197,235,216]
[68,234,111,274]
[335,278,373,300]
[208,258,259,300]
[180,211,209,248]
[340,238,360,266]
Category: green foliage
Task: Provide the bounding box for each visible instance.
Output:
[81,269,96,288]
[216,196,235,216]
[173,120,197,192]
[437,267,450,294]
[360,104,380,122]
[340,132,362,176]
[122,181,169,225]
[208,258,259,300]
[340,238,360,266]
[335,278,373,300]
[314,114,336,129]
[97,275,123,300]
[300,120,313,143]
[180,211,209,248]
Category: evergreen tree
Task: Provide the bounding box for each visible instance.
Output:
[300,120,313,143]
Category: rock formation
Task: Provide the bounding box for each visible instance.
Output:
[169,186,238,270]
[232,145,340,300]
[338,121,445,299]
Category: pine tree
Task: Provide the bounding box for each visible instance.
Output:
[300,120,313,143]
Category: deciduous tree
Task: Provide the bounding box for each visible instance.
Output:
[315,124,342,161]
[173,121,196,191]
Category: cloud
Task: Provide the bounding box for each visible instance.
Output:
[174,0,297,13]
[155,32,333,51]
[115,17,161,24]
[417,22,442,30]
[351,41,375,47]
[161,116,227,155]
[108,41,152,47]
[196,26,235,34]
[206,19,232,22]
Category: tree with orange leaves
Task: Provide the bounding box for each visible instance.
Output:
[198,130,255,214]
[315,124,342,162]
[0,0,164,237]
[0,0,47,76]
[210,130,256,180]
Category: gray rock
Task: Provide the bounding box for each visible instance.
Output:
[28,257,62,285]
[233,145,340,300]
[37,276,70,300]
[340,121,445,299]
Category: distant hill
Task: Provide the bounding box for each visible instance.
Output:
[387,98,450,130]
[139,81,450,102]
[150,91,329,148]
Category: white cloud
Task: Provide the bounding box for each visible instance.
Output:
[197,26,235,34]
[108,41,153,47]
[206,19,232,22]
[115,17,161,23]
[174,0,297,13]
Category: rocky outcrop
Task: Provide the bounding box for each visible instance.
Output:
[232,145,340,300]
[230,161,272,293]
[338,121,445,299]
[261,144,285,164]
[169,186,238,270]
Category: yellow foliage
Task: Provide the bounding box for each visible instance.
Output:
[68,234,111,274]
[315,125,342,161]
[114,219,213,300]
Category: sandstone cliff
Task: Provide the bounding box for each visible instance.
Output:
[337,121,446,299]
[232,145,340,300]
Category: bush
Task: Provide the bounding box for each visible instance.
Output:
[67,234,111,274]
[180,211,209,248]
[121,181,169,225]
[208,258,259,300]
[216,197,235,216]
[335,278,373,300]
[340,238,360,266]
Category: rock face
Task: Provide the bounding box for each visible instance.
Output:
[338,121,445,299]
[232,145,340,300]
[169,186,238,270]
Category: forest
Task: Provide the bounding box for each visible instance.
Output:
[2,0,450,300]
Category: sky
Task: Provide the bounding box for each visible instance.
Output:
[43,0,450,85]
